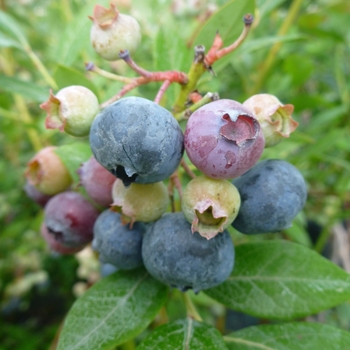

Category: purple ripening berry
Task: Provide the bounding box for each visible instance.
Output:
[184,99,265,179]
[41,223,85,255]
[78,156,116,207]
[44,191,100,248]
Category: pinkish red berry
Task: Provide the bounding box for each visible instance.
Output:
[44,191,100,248]
[184,99,265,179]
[78,156,116,207]
[24,180,53,207]
[41,223,85,255]
[25,146,72,196]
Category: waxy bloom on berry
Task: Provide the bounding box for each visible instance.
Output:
[184,99,265,179]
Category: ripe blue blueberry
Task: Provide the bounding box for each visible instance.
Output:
[89,97,184,186]
[142,212,234,293]
[232,159,307,234]
[92,209,145,270]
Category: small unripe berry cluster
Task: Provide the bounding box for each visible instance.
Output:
[25,4,306,294]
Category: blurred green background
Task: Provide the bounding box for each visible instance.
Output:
[1,0,350,348]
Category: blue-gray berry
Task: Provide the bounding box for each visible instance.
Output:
[89,97,184,186]
[232,159,307,234]
[142,212,234,293]
[92,209,144,270]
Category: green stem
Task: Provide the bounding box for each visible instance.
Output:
[25,46,58,90]
[249,0,304,95]
[173,52,207,113]
[87,63,134,84]
[0,49,42,151]
[182,292,203,322]
[60,0,73,23]
[314,224,332,254]
[119,339,136,350]
[334,45,350,110]
[14,94,42,151]
[174,91,219,121]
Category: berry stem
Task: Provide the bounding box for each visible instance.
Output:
[119,50,188,84]
[119,50,153,78]
[174,91,220,121]
[180,159,196,179]
[173,15,253,113]
[154,80,171,104]
[172,46,207,114]
[86,62,133,84]
[210,14,253,63]
[168,169,183,213]
[25,46,58,90]
[100,76,148,108]
[182,292,203,322]
[99,52,188,108]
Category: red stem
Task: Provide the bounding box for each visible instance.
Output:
[154,80,171,104]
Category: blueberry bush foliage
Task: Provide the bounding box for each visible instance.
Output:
[1,0,350,349]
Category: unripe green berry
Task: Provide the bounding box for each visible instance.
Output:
[111,179,169,226]
[89,4,141,61]
[181,175,241,239]
[41,85,99,137]
[25,146,72,196]
[243,94,298,147]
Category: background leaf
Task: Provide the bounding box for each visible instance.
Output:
[0,10,28,47]
[57,269,169,350]
[54,142,92,184]
[225,322,350,349]
[137,318,228,350]
[0,74,48,102]
[53,65,99,98]
[0,32,23,49]
[205,241,350,320]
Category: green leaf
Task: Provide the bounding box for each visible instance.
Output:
[0,74,48,102]
[205,241,350,320]
[192,0,255,72]
[53,65,99,98]
[236,34,305,56]
[152,28,191,107]
[50,5,92,66]
[0,32,22,49]
[256,0,286,17]
[0,10,28,47]
[283,214,312,247]
[54,143,92,184]
[225,322,350,349]
[57,269,169,350]
[137,318,228,350]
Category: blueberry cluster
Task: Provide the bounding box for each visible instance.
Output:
[24,4,306,293]
[25,93,306,293]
